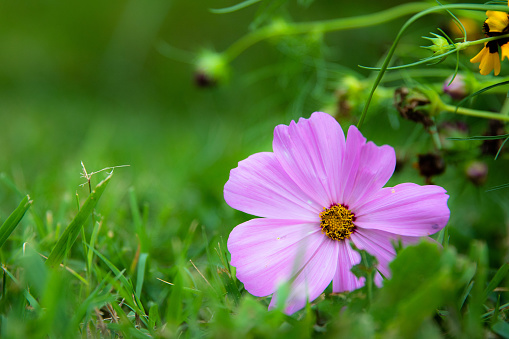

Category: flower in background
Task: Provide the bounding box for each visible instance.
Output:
[224,112,450,314]
[470,3,509,75]
[443,74,468,100]
[465,161,488,186]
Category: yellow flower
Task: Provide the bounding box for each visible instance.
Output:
[470,42,501,75]
[485,10,509,33]
[470,3,509,76]
[502,42,509,60]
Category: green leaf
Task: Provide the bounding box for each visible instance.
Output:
[495,136,509,160]
[46,172,112,267]
[486,182,509,192]
[217,265,241,306]
[484,263,509,299]
[19,245,48,298]
[455,81,509,114]
[89,244,146,316]
[136,253,149,298]
[0,195,32,249]
[448,133,509,141]
[68,275,116,336]
[209,0,261,14]
[492,320,509,339]
[148,304,160,330]
[129,187,149,252]
[370,242,469,338]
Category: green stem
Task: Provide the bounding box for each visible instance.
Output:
[429,122,442,151]
[443,104,509,121]
[500,96,509,116]
[223,2,434,62]
[358,3,509,128]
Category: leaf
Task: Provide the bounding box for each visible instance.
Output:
[486,182,509,192]
[0,195,32,249]
[89,244,146,316]
[492,321,509,339]
[455,81,509,114]
[484,263,509,299]
[448,133,509,141]
[210,0,261,14]
[46,172,112,267]
[136,253,149,298]
[129,187,149,252]
[495,136,509,160]
[358,48,457,71]
[148,303,160,330]
[370,242,469,338]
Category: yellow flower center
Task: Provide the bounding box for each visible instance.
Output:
[319,204,355,241]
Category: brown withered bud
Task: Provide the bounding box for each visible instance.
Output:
[194,71,217,88]
[335,89,352,118]
[481,120,507,156]
[416,153,446,184]
[394,87,434,128]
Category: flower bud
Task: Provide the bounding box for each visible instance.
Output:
[394,87,434,127]
[416,153,446,184]
[334,76,364,117]
[422,33,452,56]
[194,51,229,87]
[465,161,488,186]
[443,74,468,100]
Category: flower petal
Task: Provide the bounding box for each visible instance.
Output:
[268,236,338,314]
[470,45,487,64]
[339,126,396,210]
[227,218,323,297]
[485,11,509,33]
[224,152,321,220]
[350,228,420,283]
[273,112,346,208]
[332,241,364,292]
[501,43,509,61]
[354,183,450,236]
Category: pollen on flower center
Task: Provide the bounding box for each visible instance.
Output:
[319,204,355,241]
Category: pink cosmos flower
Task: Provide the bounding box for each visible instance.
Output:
[224,112,450,314]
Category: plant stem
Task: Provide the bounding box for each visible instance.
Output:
[223,2,434,62]
[443,104,509,122]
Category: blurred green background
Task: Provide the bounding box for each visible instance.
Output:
[0,0,507,273]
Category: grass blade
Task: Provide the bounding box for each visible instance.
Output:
[486,182,509,192]
[484,263,509,299]
[129,187,149,252]
[46,172,112,267]
[136,253,148,298]
[0,195,32,249]
[89,244,146,316]
[448,133,509,141]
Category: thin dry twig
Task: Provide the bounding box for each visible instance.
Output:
[190,259,213,289]
[80,161,130,191]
